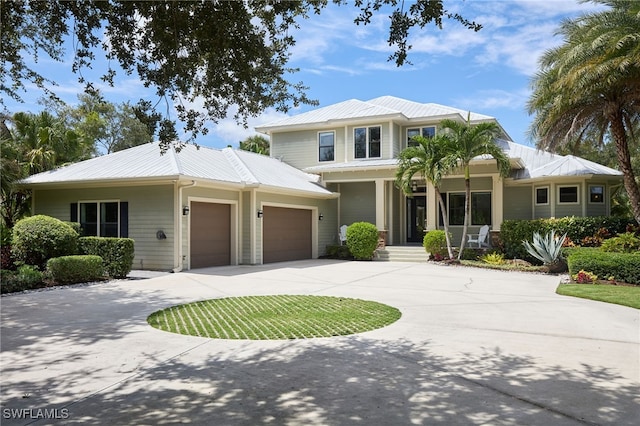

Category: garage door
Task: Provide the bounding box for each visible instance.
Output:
[263,206,312,264]
[190,202,231,268]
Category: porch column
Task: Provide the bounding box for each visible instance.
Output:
[492,175,504,230]
[386,181,394,244]
[426,182,437,230]
[375,179,385,230]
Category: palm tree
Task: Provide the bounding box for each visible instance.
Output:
[396,134,456,259]
[439,118,511,259]
[528,0,640,224]
[239,135,270,155]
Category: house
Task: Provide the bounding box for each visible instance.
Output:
[21,96,623,270]
[256,96,623,246]
[20,143,339,270]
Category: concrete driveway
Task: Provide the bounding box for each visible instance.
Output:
[1,260,638,425]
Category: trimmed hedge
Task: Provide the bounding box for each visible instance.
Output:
[501,216,636,261]
[12,215,79,269]
[567,249,640,285]
[47,255,105,284]
[79,237,134,278]
[346,222,379,260]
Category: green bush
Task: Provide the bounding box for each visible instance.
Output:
[12,215,79,269]
[567,250,640,285]
[0,265,44,294]
[501,216,634,260]
[47,255,105,284]
[346,222,379,260]
[600,232,640,253]
[78,237,134,278]
[325,245,352,259]
[423,230,449,258]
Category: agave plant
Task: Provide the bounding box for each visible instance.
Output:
[523,230,567,271]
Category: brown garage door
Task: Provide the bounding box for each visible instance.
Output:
[263,206,312,264]
[190,202,230,268]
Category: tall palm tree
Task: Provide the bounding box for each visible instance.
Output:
[440,118,511,259]
[528,0,640,224]
[396,134,456,259]
[239,135,270,155]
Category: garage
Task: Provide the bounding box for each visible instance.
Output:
[263,206,312,263]
[190,202,231,268]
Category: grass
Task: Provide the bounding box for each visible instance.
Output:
[147,295,401,339]
[556,284,640,309]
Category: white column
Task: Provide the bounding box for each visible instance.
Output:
[386,181,394,244]
[426,182,437,230]
[492,175,504,230]
[375,179,385,230]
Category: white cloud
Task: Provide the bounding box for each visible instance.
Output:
[455,88,530,112]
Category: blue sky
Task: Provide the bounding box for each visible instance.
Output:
[4,0,604,150]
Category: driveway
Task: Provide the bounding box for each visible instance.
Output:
[1,260,638,425]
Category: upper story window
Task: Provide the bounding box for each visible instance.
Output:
[318,131,335,162]
[558,186,579,204]
[354,126,381,159]
[407,126,436,147]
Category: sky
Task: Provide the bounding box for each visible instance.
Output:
[3,0,605,150]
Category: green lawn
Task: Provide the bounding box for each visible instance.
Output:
[148,295,401,339]
[556,284,640,309]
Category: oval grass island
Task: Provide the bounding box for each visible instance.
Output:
[147,295,401,340]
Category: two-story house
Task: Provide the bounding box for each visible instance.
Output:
[20,96,623,270]
[256,96,623,246]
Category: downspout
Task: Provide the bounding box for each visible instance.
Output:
[174,180,197,273]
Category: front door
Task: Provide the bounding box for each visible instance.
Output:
[407,196,426,243]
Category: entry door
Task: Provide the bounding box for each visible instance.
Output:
[407,196,426,243]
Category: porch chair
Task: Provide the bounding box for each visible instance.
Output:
[467,225,490,248]
[338,225,348,245]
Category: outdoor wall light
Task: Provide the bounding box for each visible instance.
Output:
[156,230,167,240]
[257,209,263,218]
[182,205,190,216]
[319,213,324,221]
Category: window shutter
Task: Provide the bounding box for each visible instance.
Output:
[120,202,129,238]
[70,203,78,222]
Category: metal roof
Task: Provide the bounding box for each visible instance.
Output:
[256,96,495,132]
[20,142,336,197]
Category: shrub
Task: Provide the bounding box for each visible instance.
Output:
[346,222,379,260]
[600,232,640,253]
[0,265,44,294]
[572,270,598,284]
[501,216,635,259]
[423,230,449,258]
[12,215,78,269]
[47,255,105,284]
[325,245,352,260]
[481,252,505,265]
[79,237,135,278]
[568,250,640,285]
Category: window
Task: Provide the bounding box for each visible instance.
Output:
[72,201,126,237]
[447,192,492,226]
[589,185,604,203]
[535,187,549,205]
[558,186,579,204]
[407,126,436,147]
[318,131,335,162]
[354,126,381,158]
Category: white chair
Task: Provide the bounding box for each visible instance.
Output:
[338,225,348,245]
[467,225,490,248]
